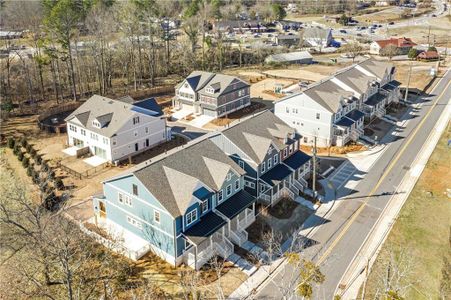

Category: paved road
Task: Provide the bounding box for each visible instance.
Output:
[253,69,451,299]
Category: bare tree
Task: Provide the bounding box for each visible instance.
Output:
[381,44,400,61]
[341,41,364,62]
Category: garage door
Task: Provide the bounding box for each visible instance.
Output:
[203,109,217,118]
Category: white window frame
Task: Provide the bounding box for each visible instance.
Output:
[239,160,245,169]
[80,128,86,136]
[227,173,231,181]
[218,190,223,203]
[261,162,266,173]
[118,192,123,203]
[201,200,208,214]
[235,179,240,190]
[133,116,140,125]
[316,113,320,119]
[124,196,132,207]
[268,158,272,169]
[127,215,142,229]
[274,154,278,164]
[226,184,232,196]
[186,209,197,226]
[132,184,138,196]
[154,210,160,224]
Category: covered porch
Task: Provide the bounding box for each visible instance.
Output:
[183,212,233,270]
[259,163,299,206]
[381,80,401,104]
[363,92,387,119]
[215,190,256,247]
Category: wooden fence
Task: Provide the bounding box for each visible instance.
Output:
[56,160,109,180]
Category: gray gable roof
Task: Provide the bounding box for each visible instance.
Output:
[335,67,377,95]
[132,139,245,217]
[220,111,295,163]
[358,59,394,80]
[181,71,249,99]
[65,95,162,137]
[303,28,332,40]
[304,80,355,113]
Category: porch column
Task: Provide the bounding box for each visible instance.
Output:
[245,207,248,225]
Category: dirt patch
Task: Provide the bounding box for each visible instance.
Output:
[251,78,297,100]
[247,217,272,245]
[268,197,299,219]
[300,143,367,156]
[207,101,266,127]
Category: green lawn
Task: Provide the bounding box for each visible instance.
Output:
[363,124,451,299]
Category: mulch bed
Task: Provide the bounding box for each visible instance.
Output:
[268,197,299,219]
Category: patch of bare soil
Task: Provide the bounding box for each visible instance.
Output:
[268,197,299,219]
[209,101,266,127]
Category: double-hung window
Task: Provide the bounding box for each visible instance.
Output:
[154,210,160,224]
[201,200,208,214]
[274,154,279,165]
[268,158,272,169]
[186,209,197,225]
[218,190,223,203]
[226,185,232,196]
[239,160,245,170]
[235,179,240,190]
[261,162,266,173]
[133,116,140,125]
[127,215,142,229]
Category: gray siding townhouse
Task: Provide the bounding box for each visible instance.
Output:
[210,111,312,207]
[173,71,251,118]
[275,58,401,147]
[92,139,257,270]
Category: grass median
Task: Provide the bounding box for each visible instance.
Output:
[362,123,451,299]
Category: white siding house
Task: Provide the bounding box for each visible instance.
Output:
[275,59,399,147]
[65,95,169,163]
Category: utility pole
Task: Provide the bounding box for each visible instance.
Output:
[404,61,413,103]
[361,258,370,300]
[312,136,317,202]
[427,25,431,47]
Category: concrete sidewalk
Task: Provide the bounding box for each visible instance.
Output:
[336,91,451,299]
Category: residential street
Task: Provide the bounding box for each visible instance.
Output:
[252,69,451,300]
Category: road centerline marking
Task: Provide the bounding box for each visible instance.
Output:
[316,77,451,266]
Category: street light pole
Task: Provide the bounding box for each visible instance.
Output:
[312,136,317,202]
[404,61,413,103]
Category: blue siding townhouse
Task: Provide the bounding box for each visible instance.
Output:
[210,111,312,206]
[92,139,256,270]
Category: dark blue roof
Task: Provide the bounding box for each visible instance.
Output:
[186,75,201,90]
[184,212,226,245]
[365,93,385,107]
[133,98,163,116]
[345,109,365,122]
[335,116,355,127]
[283,151,311,170]
[193,187,213,200]
[216,190,256,219]
[260,163,292,186]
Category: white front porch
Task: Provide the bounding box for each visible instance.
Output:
[225,205,256,247]
[184,230,234,270]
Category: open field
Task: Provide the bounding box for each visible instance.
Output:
[362,126,451,299]
[393,60,443,91]
[379,15,451,46]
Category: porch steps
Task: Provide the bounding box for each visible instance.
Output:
[381,116,397,126]
[359,135,376,145]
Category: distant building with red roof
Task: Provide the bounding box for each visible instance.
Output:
[417,50,439,61]
[370,37,417,55]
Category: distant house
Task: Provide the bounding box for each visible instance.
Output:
[273,34,300,47]
[173,71,250,118]
[214,20,267,33]
[302,28,333,48]
[276,20,302,31]
[0,31,24,40]
[93,138,256,269]
[417,50,439,61]
[370,37,417,55]
[65,95,169,163]
[265,51,313,64]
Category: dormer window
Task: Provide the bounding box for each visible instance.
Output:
[206,87,215,94]
[92,120,101,128]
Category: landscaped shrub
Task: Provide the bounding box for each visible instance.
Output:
[27,165,33,177]
[26,143,33,153]
[42,190,58,211]
[30,148,37,158]
[54,178,64,190]
[22,157,29,168]
[13,144,20,155]
[35,155,42,165]
[17,152,24,161]
[32,171,39,183]
[7,137,15,149]
[48,170,55,180]
[20,137,27,148]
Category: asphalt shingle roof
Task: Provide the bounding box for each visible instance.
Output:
[184,211,227,245]
[283,151,311,170]
[220,111,295,163]
[132,139,245,217]
[215,190,256,219]
[304,80,355,113]
[65,95,162,137]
